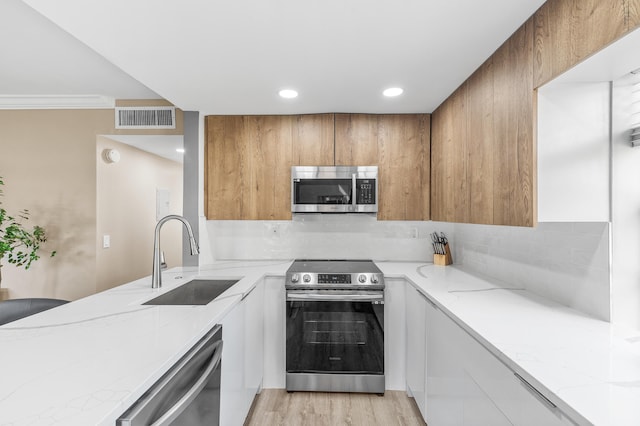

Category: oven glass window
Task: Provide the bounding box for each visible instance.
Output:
[294,179,352,205]
[286,300,384,374]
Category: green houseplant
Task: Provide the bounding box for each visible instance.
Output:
[0,177,55,287]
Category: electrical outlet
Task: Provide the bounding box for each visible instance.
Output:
[411,228,418,239]
[103,235,110,249]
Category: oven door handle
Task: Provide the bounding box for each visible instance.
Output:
[286,292,384,302]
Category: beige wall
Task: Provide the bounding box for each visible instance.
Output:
[0,105,183,301]
[96,137,183,292]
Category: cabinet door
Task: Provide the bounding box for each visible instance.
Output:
[425,297,465,426]
[262,277,286,389]
[334,113,379,165]
[220,300,245,426]
[292,114,334,166]
[384,278,406,390]
[206,115,295,220]
[426,300,512,426]
[243,281,264,408]
[205,116,249,220]
[430,85,469,224]
[405,284,427,418]
[335,113,430,221]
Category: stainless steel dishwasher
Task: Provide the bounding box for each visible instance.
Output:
[117,324,223,426]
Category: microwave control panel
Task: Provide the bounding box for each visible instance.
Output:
[356,179,376,204]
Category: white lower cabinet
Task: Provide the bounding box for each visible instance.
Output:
[403,281,573,426]
[425,299,511,426]
[405,283,427,418]
[262,276,285,388]
[220,280,264,426]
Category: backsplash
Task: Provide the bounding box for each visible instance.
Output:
[204,218,610,321]
[451,222,610,321]
[206,215,453,262]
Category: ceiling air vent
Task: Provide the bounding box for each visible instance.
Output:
[115,106,176,130]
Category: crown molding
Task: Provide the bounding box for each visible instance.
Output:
[0,95,115,109]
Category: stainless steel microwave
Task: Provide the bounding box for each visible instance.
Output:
[291,166,378,213]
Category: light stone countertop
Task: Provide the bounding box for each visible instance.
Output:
[0,260,291,426]
[1,260,637,425]
[380,261,640,426]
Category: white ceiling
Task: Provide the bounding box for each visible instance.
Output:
[0,0,159,101]
[6,0,547,115]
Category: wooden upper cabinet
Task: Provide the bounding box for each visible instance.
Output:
[205,115,294,220]
[629,0,640,31]
[206,113,431,221]
[335,113,430,221]
[533,0,627,87]
[205,116,249,220]
[292,114,334,166]
[334,114,379,165]
[467,59,495,225]
[431,19,535,227]
[430,84,469,224]
[493,19,536,227]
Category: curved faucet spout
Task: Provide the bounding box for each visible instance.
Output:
[152,215,199,289]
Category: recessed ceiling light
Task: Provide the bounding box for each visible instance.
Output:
[176,148,185,153]
[279,89,298,99]
[383,87,403,97]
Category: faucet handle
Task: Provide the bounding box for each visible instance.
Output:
[160,251,167,270]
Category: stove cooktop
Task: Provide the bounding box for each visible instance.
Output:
[286,259,384,288]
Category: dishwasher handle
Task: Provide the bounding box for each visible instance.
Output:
[151,340,223,426]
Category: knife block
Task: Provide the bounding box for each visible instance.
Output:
[434,243,453,266]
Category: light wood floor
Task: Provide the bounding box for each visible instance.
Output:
[244,389,427,426]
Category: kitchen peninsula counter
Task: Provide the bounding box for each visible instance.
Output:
[1,260,638,425]
[0,260,290,426]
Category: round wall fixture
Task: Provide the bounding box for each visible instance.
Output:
[102,148,121,163]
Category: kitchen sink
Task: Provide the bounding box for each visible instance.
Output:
[143,279,239,305]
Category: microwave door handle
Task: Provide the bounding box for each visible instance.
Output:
[352,173,357,207]
[150,340,223,426]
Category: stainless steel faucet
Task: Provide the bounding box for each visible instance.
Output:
[152,215,199,288]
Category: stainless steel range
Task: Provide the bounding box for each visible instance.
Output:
[285,259,385,394]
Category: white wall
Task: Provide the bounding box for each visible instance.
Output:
[96,137,183,292]
[611,73,640,329]
[537,82,610,222]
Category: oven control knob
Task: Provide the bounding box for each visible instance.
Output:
[370,275,379,284]
[303,274,312,283]
[358,274,367,283]
[290,273,299,283]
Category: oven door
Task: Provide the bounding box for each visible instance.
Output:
[285,290,384,376]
